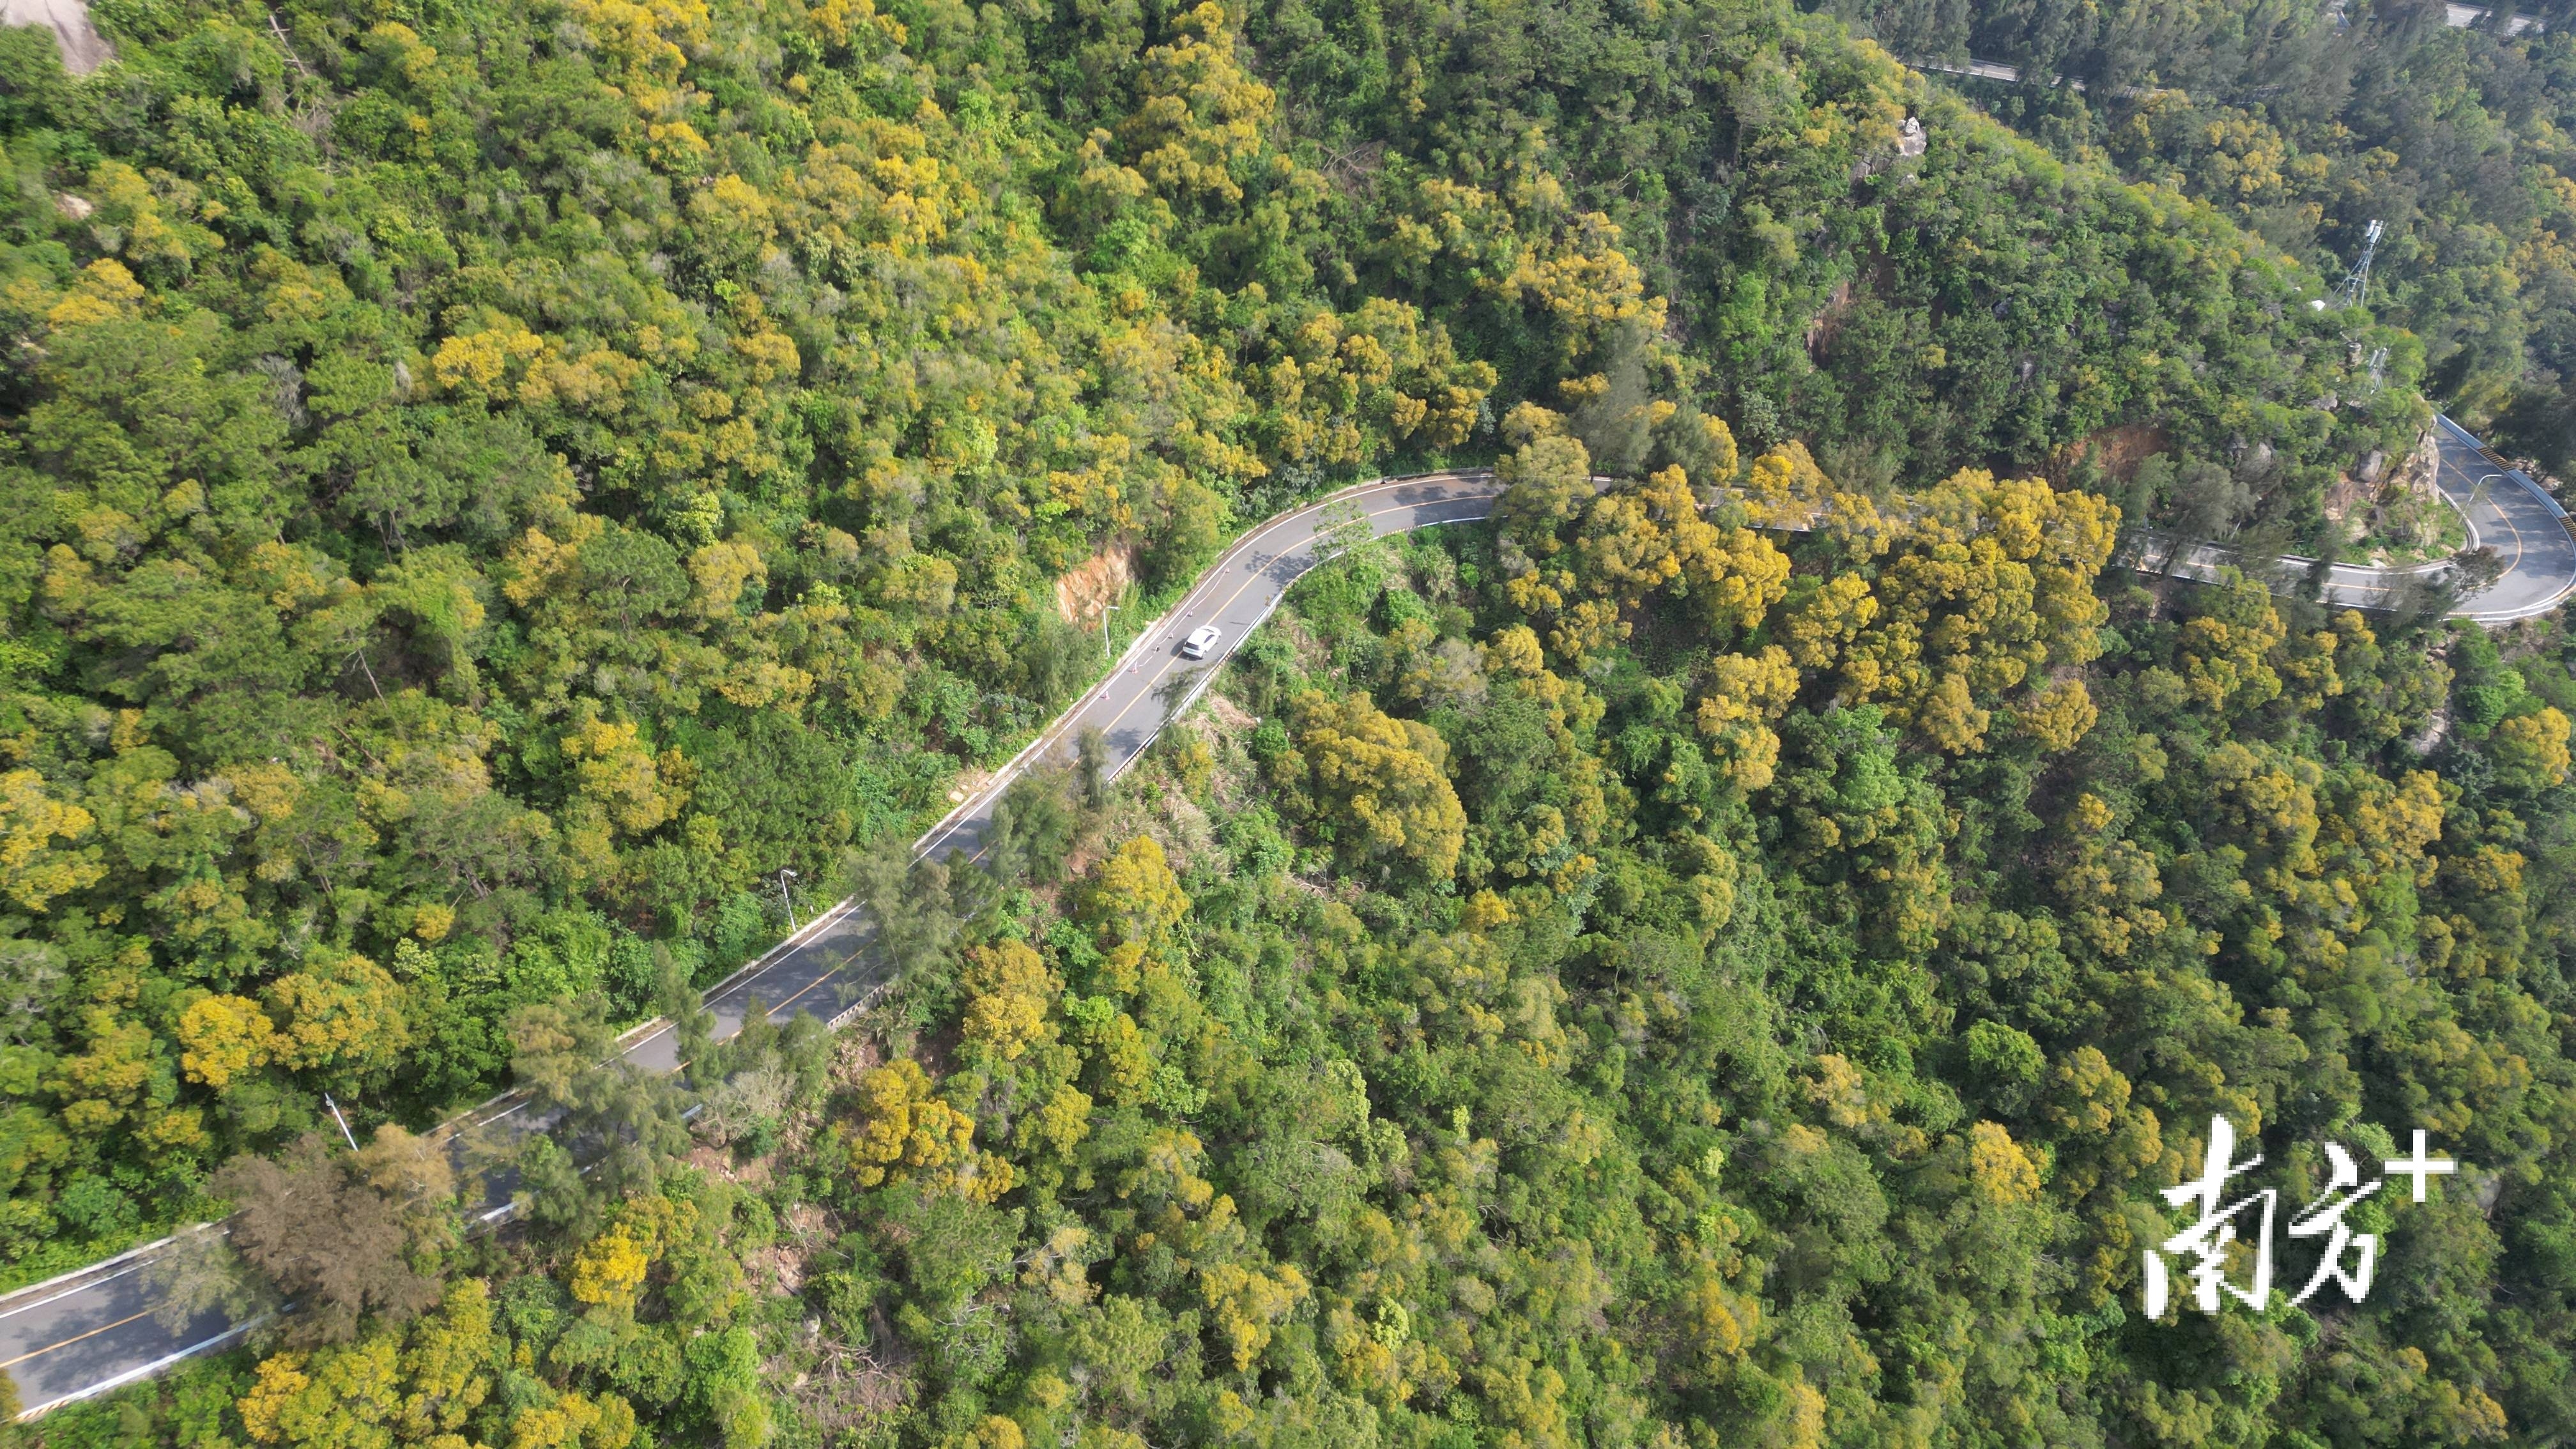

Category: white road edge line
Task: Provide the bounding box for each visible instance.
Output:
[0,1261,153,1325]
[19,1315,270,1420]
[13,433,2573,1418]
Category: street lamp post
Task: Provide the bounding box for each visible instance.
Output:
[1103,601,1120,659]
[778,868,799,930]
[323,1091,360,1152]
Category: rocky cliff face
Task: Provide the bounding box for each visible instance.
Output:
[2327,425,2448,564]
[3,0,111,74]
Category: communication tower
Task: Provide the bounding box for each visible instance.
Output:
[2332,220,2385,310]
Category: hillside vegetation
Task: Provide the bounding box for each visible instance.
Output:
[0,0,2398,1270]
[1839,0,2576,487]
[3,0,2569,1446]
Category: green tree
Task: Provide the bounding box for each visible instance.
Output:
[503,995,691,1239]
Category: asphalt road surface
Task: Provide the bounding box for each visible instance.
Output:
[2425,415,2576,622]
[8,429,2571,1418]
[2138,414,2576,623]
[911,470,1507,864]
[0,470,1510,1419]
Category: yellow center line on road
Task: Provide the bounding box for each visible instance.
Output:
[620,894,872,1057]
[1082,489,1495,750]
[2437,449,2531,574]
[917,481,1480,861]
[953,485,1495,868]
[2496,507,2527,565]
[629,917,866,1057]
[2438,454,2488,542]
[2458,463,2527,567]
[763,963,842,1017]
[1,1307,155,1370]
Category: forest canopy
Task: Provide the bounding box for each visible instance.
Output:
[0,0,2409,1273]
[3,0,2570,1446]
[1832,0,2576,489]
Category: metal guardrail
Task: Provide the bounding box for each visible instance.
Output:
[826,979,894,1034]
[18,429,2574,1416]
[4,470,1515,1420]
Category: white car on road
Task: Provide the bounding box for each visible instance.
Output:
[1181,625,1222,659]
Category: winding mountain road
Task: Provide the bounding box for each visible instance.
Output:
[2138,416,2576,624]
[0,470,1509,1419]
[4,427,2570,1418]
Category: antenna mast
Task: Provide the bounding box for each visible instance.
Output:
[2333,219,2384,310]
